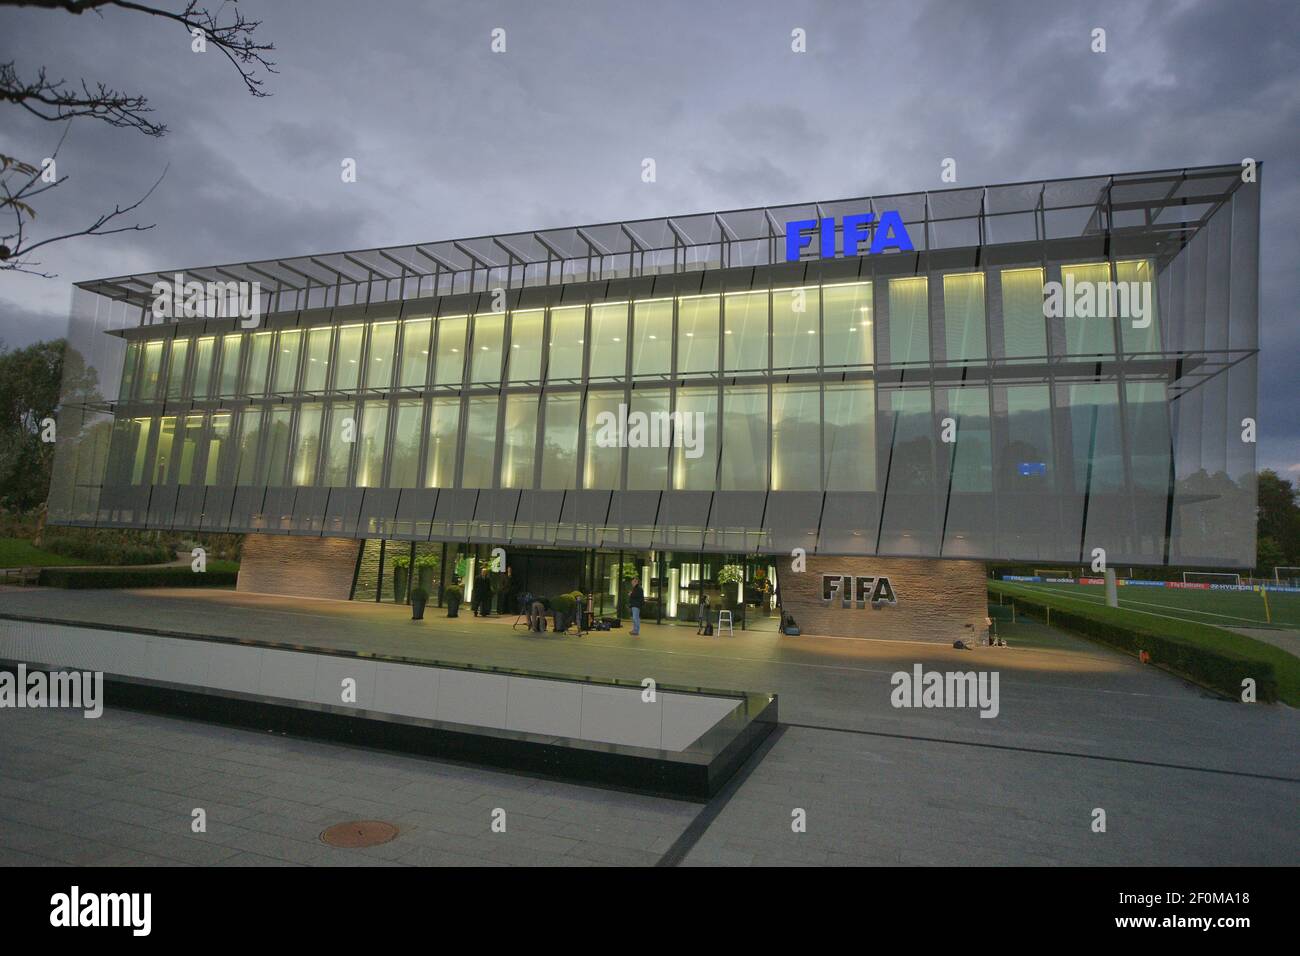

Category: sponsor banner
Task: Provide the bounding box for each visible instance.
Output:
[1166,581,1210,589]
[1263,585,1300,593]
[1044,577,1075,583]
[1002,575,1042,582]
[1210,583,1255,591]
[1122,579,1167,587]
[1078,577,1106,585]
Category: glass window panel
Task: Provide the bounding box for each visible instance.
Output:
[1068,383,1123,492]
[129,417,151,484]
[546,306,585,382]
[470,313,505,384]
[500,395,538,488]
[881,388,933,491]
[192,336,215,399]
[720,384,767,491]
[303,327,332,392]
[772,382,820,491]
[334,324,364,391]
[1002,385,1053,488]
[673,387,718,490]
[945,387,992,491]
[434,316,467,387]
[365,321,397,390]
[273,330,301,393]
[153,415,176,483]
[424,397,460,488]
[165,338,189,400]
[399,318,432,388]
[354,401,388,488]
[140,341,164,399]
[583,390,624,489]
[589,302,628,379]
[292,403,324,486]
[235,409,263,485]
[627,388,670,490]
[218,334,242,397]
[205,412,231,485]
[389,400,423,487]
[261,406,293,485]
[772,287,819,372]
[321,403,354,485]
[825,382,876,491]
[244,331,273,396]
[888,277,929,366]
[1060,262,1116,357]
[631,299,672,379]
[176,414,204,485]
[507,310,543,384]
[461,395,499,487]
[1126,381,1170,491]
[1116,258,1159,356]
[1001,267,1047,359]
[540,391,580,489]
[822,281,874,370]
[119,341,140,399]
[724,291,768,374]
[677,295,720,375]
[943,273,986,362]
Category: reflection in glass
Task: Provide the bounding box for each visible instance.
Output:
[334,324,364,391]
[631,299,672,378]
[943,273,986,362]
[627,388,670,490]
[944,387,991,491]
[888,277,929,366]
[677,295,719,375]
[724,291,768,373]
[589,302,628,379]
[461,395,499,487]
[389,400,423,487]
[166,339,188,400]
[321,403,353,485]
[245,331,273,396]
[673,387,718,490]
[274,330,301,393]
[720,385,767,490]
[355,400,388,487]
[424,397,460,488]
[822,282,873,369]
[500,395,538,488]
[293,403,324,486]
[365,322,396,390]
[1060,263,1115,357]
[303,327,332,391]
[825,382,876,491]
[470,313,504,383]
[583,390,623,489]
[176,414,204,485]
[1000,268,1046,359]
[772,382,820,490]
[154,416,176,483]
[507,310,544,383]
[235,409,262,485]
[434,316,467,386]
[772,287,819,371]
[205,413,231,485]
[218,334,242,397]
[140,341,164,399]
[399,318,432,388]
[261,406,293,485]
[540,391,580,489]
[192,337,215,398]
[547,306,585,382]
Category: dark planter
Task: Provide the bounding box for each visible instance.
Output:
[447,596,461,618]
[394,566,409,604]
[411,595,427,620]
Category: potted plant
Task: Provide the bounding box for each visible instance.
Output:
[414,553,438,592]
[443,583,463,618]
[410,586,428,621]
[391,554,410,603]
[717,564,744,614]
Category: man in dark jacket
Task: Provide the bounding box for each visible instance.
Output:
[628,577,644,636]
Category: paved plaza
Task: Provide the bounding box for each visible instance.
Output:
[1,587,1297,865]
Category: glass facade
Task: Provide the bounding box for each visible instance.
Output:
[48,165,1261,567]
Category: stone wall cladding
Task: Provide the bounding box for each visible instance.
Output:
[780,557,988,643]
[236,534,363,601]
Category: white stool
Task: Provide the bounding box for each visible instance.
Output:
[716,609,734,638]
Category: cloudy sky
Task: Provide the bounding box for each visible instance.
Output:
[1,0,1297,473]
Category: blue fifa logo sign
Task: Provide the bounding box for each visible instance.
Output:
[785,211,914,262]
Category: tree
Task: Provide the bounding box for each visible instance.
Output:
[0,338,72,510]
[1257,469,1300,566]
[1,0,276,274]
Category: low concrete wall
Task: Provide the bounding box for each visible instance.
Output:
[236,534,362,601]
[780,557,988,643]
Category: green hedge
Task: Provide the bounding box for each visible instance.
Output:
[38,566,239,589]
[991,585,1279,703]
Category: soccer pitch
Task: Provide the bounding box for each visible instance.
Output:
[1001,581,1300,630]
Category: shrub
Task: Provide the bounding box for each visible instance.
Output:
[41,532,171,566]
[443,583,463,601]
[39,566,238,589]
[992,584,1281,703]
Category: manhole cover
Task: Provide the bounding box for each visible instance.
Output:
[321,820,399,848]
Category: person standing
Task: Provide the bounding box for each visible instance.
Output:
[628,577,644,636]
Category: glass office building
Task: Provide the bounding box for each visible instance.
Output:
[49,164,1260,612]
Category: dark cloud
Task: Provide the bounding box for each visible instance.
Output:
[0,0,1295,470]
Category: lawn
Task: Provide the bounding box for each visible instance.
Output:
[990,580,1300,705]
[1004,579,1300,629]
[0,537,88,569]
